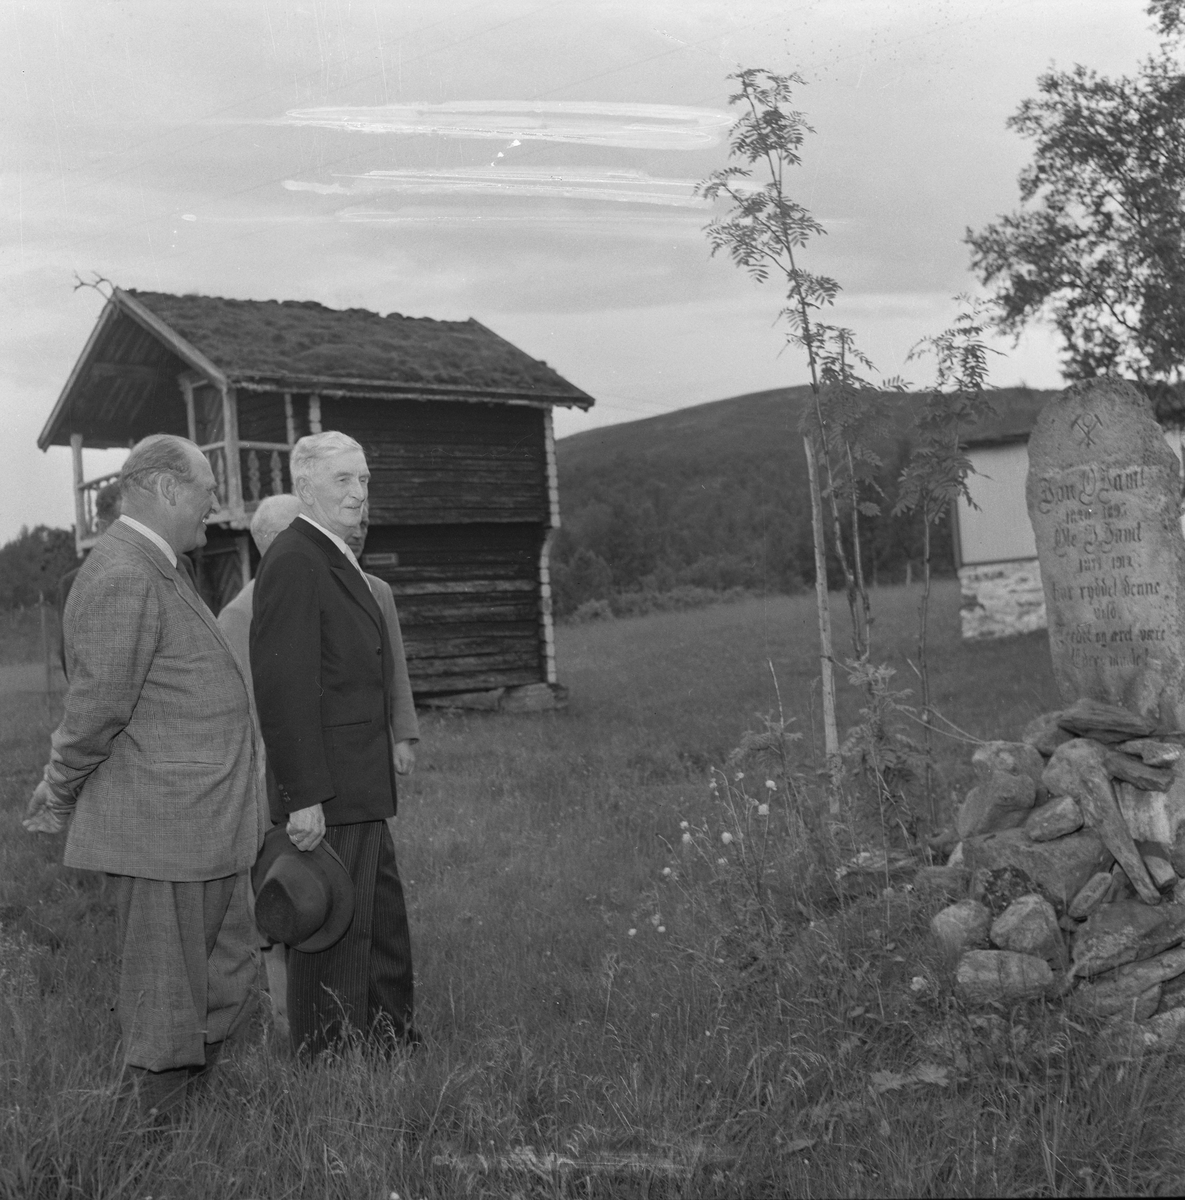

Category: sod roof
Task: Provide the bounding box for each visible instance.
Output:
[125,290,592,403]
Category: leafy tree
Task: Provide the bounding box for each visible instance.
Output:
[967,9,1185,386]
[698,68,890,790]
[0,526,78,610]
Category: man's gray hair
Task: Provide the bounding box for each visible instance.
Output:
[249,493,302,552]
[290,431,365,489]
[119,434,199,495]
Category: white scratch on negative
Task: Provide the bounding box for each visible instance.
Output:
[270,100,733,151]
[282,167,709,208]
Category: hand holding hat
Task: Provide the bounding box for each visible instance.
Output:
[252,825,355,953]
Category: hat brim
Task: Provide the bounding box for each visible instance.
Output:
[252,825,355,953]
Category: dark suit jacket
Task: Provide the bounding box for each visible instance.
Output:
[250,518,397,826]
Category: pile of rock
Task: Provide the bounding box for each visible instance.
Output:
[923,698,1185,1053]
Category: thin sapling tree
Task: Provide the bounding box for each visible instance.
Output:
[698,68,886,796]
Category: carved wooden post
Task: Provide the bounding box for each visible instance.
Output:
[70,433,86,555]
[221,384,243,519]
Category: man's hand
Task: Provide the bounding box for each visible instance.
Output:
[287,803,325,852]
[393,740,416,776]
[23,780,69,835]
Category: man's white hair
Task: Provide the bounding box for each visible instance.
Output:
[290,431,365,489]
[249,493,302,553]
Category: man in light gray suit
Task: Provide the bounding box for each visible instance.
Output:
[24,434,267,1120]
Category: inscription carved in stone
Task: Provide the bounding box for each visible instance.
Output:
[1026,378,1185,731]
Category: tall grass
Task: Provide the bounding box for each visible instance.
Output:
[3,582,1184,1198]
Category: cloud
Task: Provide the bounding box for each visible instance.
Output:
[273,100,732,151]
[283,167,707,208]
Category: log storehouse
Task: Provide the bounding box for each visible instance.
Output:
[38,288,594,707]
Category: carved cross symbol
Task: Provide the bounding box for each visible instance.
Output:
[1072,412,1103,447]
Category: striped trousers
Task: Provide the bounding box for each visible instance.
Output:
[287,819,414,1057]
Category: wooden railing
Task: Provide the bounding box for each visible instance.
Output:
[201,440,291,522]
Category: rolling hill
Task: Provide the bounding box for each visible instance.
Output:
[551,384,1055,616]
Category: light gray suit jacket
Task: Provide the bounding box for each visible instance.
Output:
[218,572,419,745]
[47,521,266,881]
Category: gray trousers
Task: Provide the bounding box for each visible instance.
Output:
[112,871,257,1072]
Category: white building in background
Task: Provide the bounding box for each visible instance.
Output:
[954,389,1185,640]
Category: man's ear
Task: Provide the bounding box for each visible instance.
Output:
[158,472,180,506]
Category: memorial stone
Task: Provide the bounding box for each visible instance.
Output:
[1026,378,1185,732]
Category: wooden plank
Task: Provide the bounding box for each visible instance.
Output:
[89,362,162,384]
[368,466,542,484]
[373,563,532,583]
[538,525,557,685]
[398,619,538,640]
[179,375,198,442]
[369,508,548,526]
[396,599,539,623]
[367,477,543,497]
[543,407,560,530]
[70,434,86,555]
[222,386,244,519]
[387,579,536,597]
[367,441,544,457]
[406,650,539,677]
[411,668,542,694]
[402,632,539,659]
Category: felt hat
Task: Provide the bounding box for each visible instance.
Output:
[251,825,355,953]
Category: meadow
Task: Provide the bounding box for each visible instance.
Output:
[3,581,1185,1198]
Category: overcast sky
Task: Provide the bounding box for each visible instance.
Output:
[0,0,1163,545]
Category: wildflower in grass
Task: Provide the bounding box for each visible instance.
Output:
[651,913,662,926]
[682,831,692,845]
[662,866,672,877]
[721,831,733,844]
[708,779,718,794]
[628,928,637,937]
[910,976,928,993]
[764,779,776,791]
[679,820,690,829]
[657,926,666,933]
[717,857,727,866]
[734,771,744,781]
[756,803,769,816]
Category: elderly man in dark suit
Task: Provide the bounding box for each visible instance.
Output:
[24,434,267,1119]
[251,431,418,1056]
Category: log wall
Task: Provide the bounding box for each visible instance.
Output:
[361,523,544,695]
[321,397,548,525]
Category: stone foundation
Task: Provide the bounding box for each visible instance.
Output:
[959,559,1046,641]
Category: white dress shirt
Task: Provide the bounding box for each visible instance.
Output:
[298,513,370,587]
[118,515,177,568]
